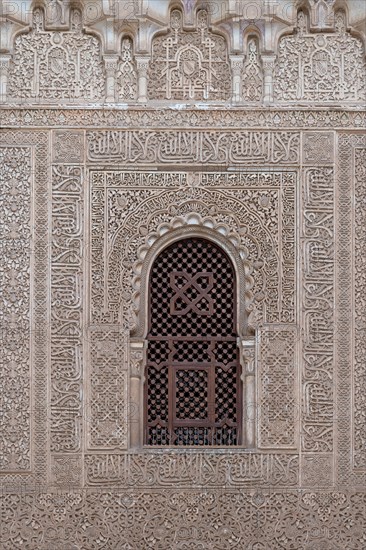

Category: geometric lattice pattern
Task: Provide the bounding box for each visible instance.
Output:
[146,238,241,445]
[258,326,297,448]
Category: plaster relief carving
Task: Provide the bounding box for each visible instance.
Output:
[51,165,83,453]
[258,326,298,449]
[302,167,335,453]
[53,130,84,163]
[0,147,32,472]
[87,130,300,164]
[148,9,231,101]
[87,327,128,450]
[1,490,365,548]
[303,132,334,164]
[242,38,263,102]
[274,11,366,102]
[85,453,299,487]
[117,38,138,101]
[8,9,104,101]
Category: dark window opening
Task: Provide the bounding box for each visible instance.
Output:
[145,237,242,446]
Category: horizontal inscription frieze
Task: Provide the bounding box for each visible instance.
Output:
[85,453,299,488]
[87,130,300,164]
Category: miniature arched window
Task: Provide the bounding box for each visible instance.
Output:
[145,237,242,446]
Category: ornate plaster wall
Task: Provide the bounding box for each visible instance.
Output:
[0,0,365,548]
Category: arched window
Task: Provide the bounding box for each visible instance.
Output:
[145,237,242,446]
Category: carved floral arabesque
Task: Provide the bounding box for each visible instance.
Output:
[117,38,138,101]
[2,108,365,129]
[242,38,263,102]
[354,147,366,470]
[1,490,365,549]
[0,132,49,486]
[0,147,31,472]
[274,12,366,102]
[8,9,105,101]
[302,168,335,454]
[50,165,83,453]
[148,9,231,101]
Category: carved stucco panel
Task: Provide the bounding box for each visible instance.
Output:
[1,490,365,548]
[86,130,300,165]
[274,11,366,103]
[148,9,231,101]
[336,133,366,487]
[86,327,128,450]
[85,452,299,488]
[0,131,49,485]
[0,146,32,472]
[257,325,298,449]
[50,164,84,454]
[8,9,105,102]
[354,147,366,470]
[90,170,296,333]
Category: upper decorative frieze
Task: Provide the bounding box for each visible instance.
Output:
[148,9,231,101]
[274,11,366,103]
[7,8,105,101]
[2,3,365,106]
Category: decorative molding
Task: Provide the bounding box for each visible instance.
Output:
[354,147,366,470]
[336,133,366,486]
[1,108,365,129]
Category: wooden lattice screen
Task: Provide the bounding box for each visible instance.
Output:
[145,237,242,446]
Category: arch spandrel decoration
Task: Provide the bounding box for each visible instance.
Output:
[90,170,296,329]
[89,169,297,451]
